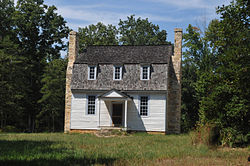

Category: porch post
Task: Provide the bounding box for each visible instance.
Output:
[124,99,128,130]
[98,98,101,128]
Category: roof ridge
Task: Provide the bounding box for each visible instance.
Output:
[86,44,172,47]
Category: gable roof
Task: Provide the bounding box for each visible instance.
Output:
[74,45,173,64]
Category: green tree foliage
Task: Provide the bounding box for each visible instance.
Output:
[13,0,69,132]
[13,0,69,60]
[78,22,118,53]
[0,0,69,132]
[181,23,216,132]
[181,25,201,132]
[0,37,26,129]
[118,15,169,45]
[0,0,25,130]
[196,0,249,146]
[78,15,170,49]
[0,0,15,38]
[38,58,67,132]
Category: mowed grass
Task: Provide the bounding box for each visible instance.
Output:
[0,132,249,166]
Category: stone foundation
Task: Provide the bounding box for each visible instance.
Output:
[68,129,165,135]
[69,129,98,134]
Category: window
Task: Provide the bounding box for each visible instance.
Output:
[87,95,96,115]
[140,96,149,116]
[88,66,96,80]
[113,66,122,80]
[141,66,150,80]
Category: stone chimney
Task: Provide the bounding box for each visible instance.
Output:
[167,28,182,134]
[64,31,78,133]
[173,28,182,84]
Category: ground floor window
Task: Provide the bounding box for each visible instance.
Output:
[140,96,149,116]
[87,95,96,114]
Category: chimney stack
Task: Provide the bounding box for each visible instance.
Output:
[64,31,78,133]
[167,28,182,134]
[173,28,183,83]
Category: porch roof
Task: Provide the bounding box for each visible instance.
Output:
[98,89,133,100]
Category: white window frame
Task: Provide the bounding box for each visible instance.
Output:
[140,66,150,80]
[88,66,97,80]
[113,66,122,80]
[86,95,96,115]
[139,95,149,117]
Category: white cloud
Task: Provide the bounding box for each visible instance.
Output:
[142,0,230,10]
[138,14,183,23]
[56,4,182,30]
[57,5,129,26]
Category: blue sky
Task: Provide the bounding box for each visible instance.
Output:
[40,0,230,43]
[15,0,231,55]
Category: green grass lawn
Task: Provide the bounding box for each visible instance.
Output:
[0,132,249,166]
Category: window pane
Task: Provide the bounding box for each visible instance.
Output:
[140,96,148,116]
[114,66,121,80]
[88,96,95,114]
[142,66,149,79]
[89,67,95,79]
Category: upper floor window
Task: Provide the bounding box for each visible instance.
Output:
[88,66,97,80]
[87,95,96,115]
[140,96,149,116]
[141,66,150,80]
[113,66,122,80]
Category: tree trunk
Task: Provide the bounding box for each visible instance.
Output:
[52,115,55,132]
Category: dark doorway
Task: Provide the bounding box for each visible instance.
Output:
[112,103,123,127]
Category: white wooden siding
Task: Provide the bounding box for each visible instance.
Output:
[127,94,166,132]
[70,92,166,131]
[99,100,112,126]
[71,93,99,129]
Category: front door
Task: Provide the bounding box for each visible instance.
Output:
[112,103,123,127]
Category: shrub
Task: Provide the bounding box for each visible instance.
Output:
[191,123,220,146]
[220,128,249,147]
[192,124,249,147]
[1,125,19,132]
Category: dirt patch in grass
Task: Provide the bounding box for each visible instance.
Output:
[151,156,248,166]
[95,129,129,137]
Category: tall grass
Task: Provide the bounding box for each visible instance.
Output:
[0,132,248,166]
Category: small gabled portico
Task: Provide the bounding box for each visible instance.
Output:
[98,89,132,130]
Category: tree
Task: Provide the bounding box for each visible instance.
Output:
[38,58,67,132]
[197,0,249,146]
[0,0,69,132]
[0,0,15,38]
[78,15,170,51]
[0,36,26,130]
[181,25,200,132]
[118,15,169,45]
[181,25,209,132]
[78,22,118,53]
[0,0,28,130]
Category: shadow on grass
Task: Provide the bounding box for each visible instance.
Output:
[0,140,116,166]
[0,158,116,166]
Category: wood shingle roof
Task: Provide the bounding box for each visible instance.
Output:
[75,45,173,64]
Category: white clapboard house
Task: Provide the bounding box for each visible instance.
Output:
[64,29,183,134]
